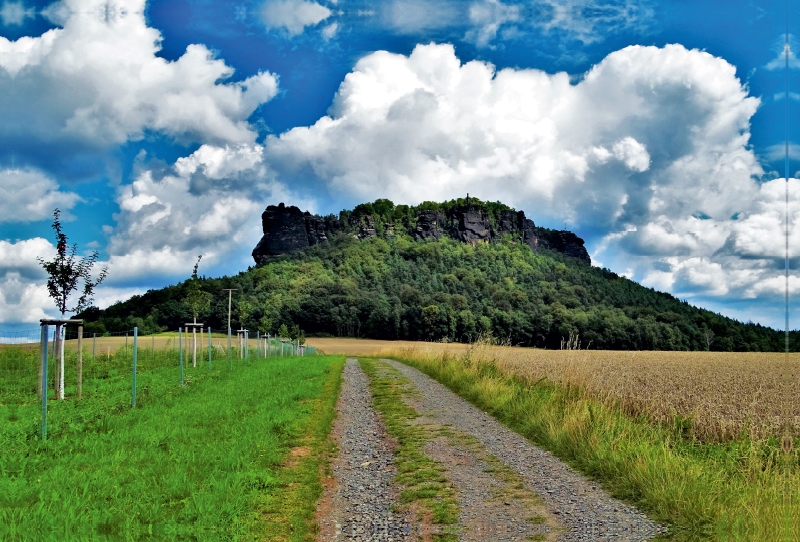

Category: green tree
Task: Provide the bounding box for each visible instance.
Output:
[184,255,211,367]
[37,208,108,400]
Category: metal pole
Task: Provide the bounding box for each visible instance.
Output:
[40,324,48,441]
[208,326,212,370]
[257,330,260,359]
[132,327,138,408]
[228,327,232,369]
[77,325,83,399]
[179,327,184,387]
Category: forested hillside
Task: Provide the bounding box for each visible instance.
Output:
[79,231,794,352]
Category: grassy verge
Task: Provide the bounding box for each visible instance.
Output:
[378,351,797,542]
[358,358,459,539]
[0,350,345,541]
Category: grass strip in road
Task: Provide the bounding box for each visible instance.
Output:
[359,358,459,539]
[0,354,345,541]
[382,351,797,542]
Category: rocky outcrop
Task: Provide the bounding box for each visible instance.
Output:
[357,215,377,240]
[253,201,591,265]
[536,230,591,262]
[252,203,333,264]
[414,211,443,240]
[448,204,491,244]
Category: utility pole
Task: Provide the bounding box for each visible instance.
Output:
[223,288,238,330]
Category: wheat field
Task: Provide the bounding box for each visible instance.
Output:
[307,338,799,442]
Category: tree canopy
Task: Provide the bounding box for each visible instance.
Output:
[78,232,796,352]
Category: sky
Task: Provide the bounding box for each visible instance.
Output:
[0,0,798,331]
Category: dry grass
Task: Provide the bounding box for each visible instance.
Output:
[1,333,244,355]
[307,338,800,442]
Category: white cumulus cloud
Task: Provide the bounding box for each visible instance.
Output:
[0,0,279,155]
[261,0,332,36]
[0,168,81,222]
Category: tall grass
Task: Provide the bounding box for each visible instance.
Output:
[375,346,799,541]
[0,343,344,541]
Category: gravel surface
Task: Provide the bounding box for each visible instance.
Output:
[423,435,557,541]
[316,359,411,541]
[384,359,666,542]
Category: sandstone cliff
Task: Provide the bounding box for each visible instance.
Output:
[252,199,590,265]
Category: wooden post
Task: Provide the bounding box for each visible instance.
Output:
[53,324,61,399]
[77,325,83,399]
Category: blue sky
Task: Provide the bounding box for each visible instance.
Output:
[0,0,798,330]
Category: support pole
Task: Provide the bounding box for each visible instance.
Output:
[208,326,212,370]
[192,325,197,368]
[257,331,260,359]
[40,324,48,440]
[179,327,184,387]
[37,327,45,400]
[53,324,61,400]
[132,327,138,408]
[58,325,65,399]
[77,325,83,399]
[228,327,232,369]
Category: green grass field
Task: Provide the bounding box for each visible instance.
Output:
[0,344,343,541]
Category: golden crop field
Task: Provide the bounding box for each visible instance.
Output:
[307,338,799,442]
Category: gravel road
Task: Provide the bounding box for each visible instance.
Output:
[318,358,665,541]
[316,359,411,541]
[385,359,666,542]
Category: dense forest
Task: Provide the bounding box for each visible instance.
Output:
[78,200,796,351]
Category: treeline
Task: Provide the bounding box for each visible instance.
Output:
[79,234,796,351]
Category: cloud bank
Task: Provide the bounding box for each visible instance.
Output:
[0,0,279,180]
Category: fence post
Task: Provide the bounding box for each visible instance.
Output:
[40,324,49,441]
[179,327,184,387]
[77,325,83,399]
[37,328,44,400]
[267,333,270,357]
[228,327,232,369]
[256,331,260,359]
[132,327,138,408]
[245,330,249,363]
[208,326,212,370]
[92,333,96,360]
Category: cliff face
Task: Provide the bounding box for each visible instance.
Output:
[252,200,591,265]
